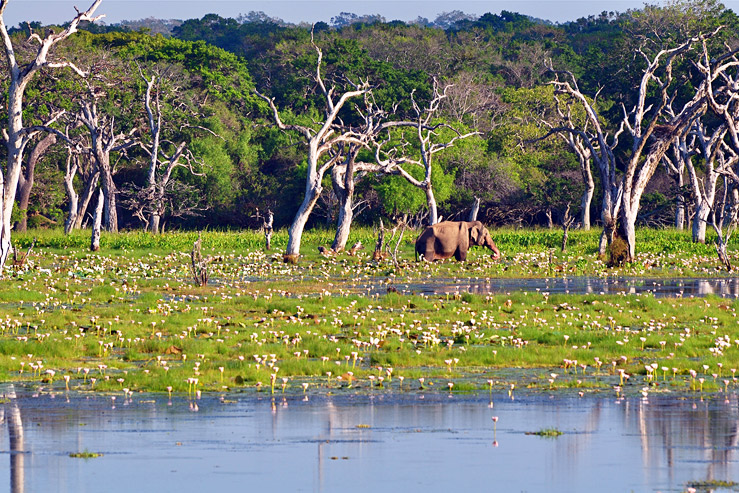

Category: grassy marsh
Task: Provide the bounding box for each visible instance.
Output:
[2,227,738,397]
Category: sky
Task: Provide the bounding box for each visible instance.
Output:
[5,0,738,28]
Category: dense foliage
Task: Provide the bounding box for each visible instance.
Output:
[8,0,739,236]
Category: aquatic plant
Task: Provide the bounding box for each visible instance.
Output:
[526,428,564,438]
[69,450,103,459]
[0,227,737,397]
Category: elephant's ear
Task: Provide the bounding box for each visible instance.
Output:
[470,225,481,243]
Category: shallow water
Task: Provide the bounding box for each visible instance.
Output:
[1,387,738,492]
[359,276,739,298]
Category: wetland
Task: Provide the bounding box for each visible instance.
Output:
[1,227,739,491]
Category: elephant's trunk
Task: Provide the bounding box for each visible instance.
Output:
[486,238,501,260]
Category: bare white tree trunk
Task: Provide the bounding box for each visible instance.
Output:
[549,30,719,261]
[263,210,274,250]
[667,140,687,230]
[63,151,79,234]
[333,200,353,251]
[468,196,481,222]
[286,167,324,256]
[255,37,370,258]
[580,159,595,230]
[331,155,355,252]
[675,181,686,230]
[91,188,104,251]
[374,81,477,226]
[0,0,103,272]
[425,185,439,225]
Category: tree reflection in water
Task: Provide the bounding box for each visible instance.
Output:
[1,389,739,491]
[1,385,24,493]
[629,395,739,484]
[357,277,739,298]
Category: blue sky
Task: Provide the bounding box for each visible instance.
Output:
[5,0,732,28]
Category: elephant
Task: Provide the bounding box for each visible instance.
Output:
[415,220,501,262]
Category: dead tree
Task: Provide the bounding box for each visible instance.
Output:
[561,203,576,252]
[545,30,719,261]
[263,210,274,251]
[255,208,274,250]
[135,65,205,234]
[15,133,56,232]
[90,188,104,252]
[190,232,209,286]
[468,197,481,222]
[330,149,380,252]
[549,91,596,230]
[63,149,79,233]
[330,146,360,252]
[330,92,399,252]
[373,219,387,261]
[388,214,409,266]
[617,33,722,259]
[545,207,554,229]
[541,66,623,256]
[76,93,137,233]
[701,36,739,158]
[709,185,738,271]
[686,120,732,243]
[0,0,103,270]
[255,36,370,257]
[692,36,739,262]
[529,85,597,230]
[63,146,100,232]
[661,129,692,230]
[374,80,478,226]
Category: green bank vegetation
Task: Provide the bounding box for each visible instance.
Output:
[0,228,737,398]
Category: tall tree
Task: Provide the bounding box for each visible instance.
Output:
[133,64,204,233]
[0,0,103,269]
[374,80,478,225]
[14,133,56,231]
[255,37,370,257]
[686,120,730,242]
[546,30,718,260]
[75,84,137,233]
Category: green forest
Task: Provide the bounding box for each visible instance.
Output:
[4,0,739,260]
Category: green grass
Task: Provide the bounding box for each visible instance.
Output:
[0,227,738,396]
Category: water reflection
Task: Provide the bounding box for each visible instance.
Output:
[363,276,739,298]
[2,386,24,493]
[2,389,739,492]
[628,396,739,486]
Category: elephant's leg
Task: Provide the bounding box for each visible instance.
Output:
[424,244,436,261]
[455,248,467,261]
